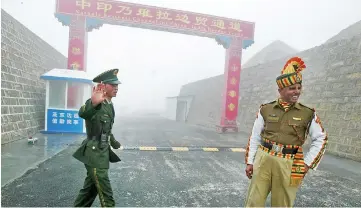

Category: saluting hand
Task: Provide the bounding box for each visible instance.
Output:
[91,83,106,107]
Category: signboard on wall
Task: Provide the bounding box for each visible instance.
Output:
[47,109,84,133]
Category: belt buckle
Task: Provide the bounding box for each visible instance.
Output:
[272,144,283,153]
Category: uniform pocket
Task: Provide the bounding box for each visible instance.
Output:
[287,120,307,140]
[265,119,280,132]
[99,115,112,133]
[253,149,266,169]
[86,140,98,150]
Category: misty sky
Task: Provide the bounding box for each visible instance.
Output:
[2,0,361,112]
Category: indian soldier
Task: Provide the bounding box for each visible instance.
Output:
[73,68,122,207]
[244,57,328,207]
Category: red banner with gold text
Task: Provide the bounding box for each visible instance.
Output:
[220,39,242,126]
[67,16,86,70]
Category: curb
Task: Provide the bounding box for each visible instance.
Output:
[117,146,246,152]
[1,136,86,188]
[1,145,69,188]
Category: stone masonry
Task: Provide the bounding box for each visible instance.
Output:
[1,10,67,144]
[180,34,361,161]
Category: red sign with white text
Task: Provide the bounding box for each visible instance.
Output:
[56,0,255,39]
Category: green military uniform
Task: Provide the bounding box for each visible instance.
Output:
[73,69,122,207]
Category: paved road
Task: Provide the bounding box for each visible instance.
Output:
[1,133,85,186]
[2,116,361,207]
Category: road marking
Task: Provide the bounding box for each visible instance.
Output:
[139,146,157,151]
[172,147,189,151]
[121,146,246,152]
[202,147,219,152]
[230,148,246,152]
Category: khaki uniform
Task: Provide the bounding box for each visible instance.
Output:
[244,57,328,207]
[260,102,314,146]
[245,148,299,207]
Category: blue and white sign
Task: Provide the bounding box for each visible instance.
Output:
[47,109,84,133]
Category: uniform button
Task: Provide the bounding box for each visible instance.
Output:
[92,146,95,150]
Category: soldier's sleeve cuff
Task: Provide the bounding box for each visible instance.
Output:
[79,99,102,119]
[89,100,101,110]
[85,100,101,113]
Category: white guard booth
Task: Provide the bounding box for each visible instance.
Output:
[40,68,94,134]
[163,95,193,122]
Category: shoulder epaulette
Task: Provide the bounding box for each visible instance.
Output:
[267,100,277,104]
[298,102,315,112]
[260,100,276,108]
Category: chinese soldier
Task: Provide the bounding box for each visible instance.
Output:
[73,68,122,207]
[244,57,328,207]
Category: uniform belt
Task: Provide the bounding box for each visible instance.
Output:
[89,135,100,140]
[88,135,109,141]
[261,141,298,154]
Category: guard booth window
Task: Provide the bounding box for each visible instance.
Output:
[67,82,91,110]
[48,80,66,109]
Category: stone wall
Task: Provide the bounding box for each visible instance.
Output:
[239,34,361,161]
[180,34,361,161]
[1,10,67,144]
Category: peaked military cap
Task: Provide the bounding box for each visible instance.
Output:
[93,68,121,84]
[276,57,306,89]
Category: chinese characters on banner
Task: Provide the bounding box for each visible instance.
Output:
[221,39,243,126]
[56,0,254,39]
[47,109,84,133]
[55,0,255,130]
[67,15,87,71]
[67,16,87,108]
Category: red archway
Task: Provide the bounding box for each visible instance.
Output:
[55,0,255,133]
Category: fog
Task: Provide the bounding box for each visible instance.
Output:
[2,0,361,114]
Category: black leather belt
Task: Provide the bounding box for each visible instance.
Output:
[88,136,100,140]
[88,135,109,140]
[261,141,298,154]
